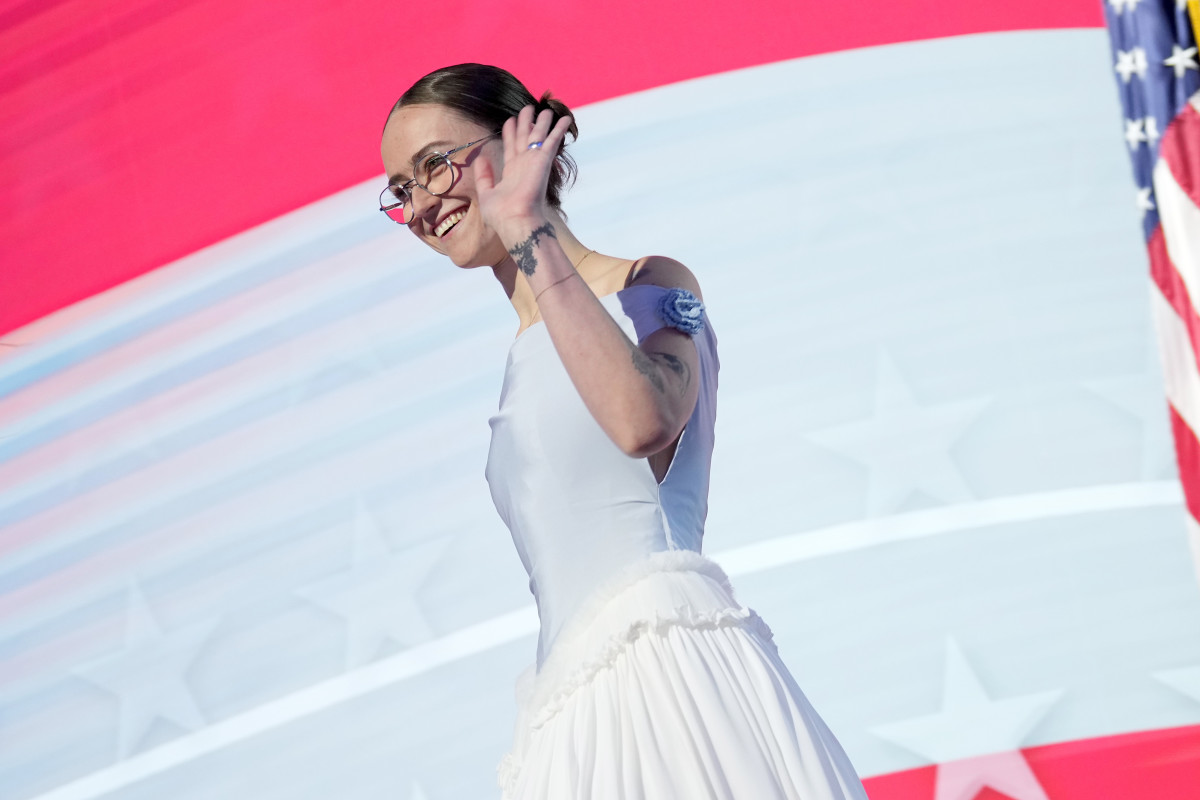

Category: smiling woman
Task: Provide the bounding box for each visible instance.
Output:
[378,63,868,799]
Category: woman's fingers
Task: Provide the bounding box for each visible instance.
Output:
[481,107,573,224]
[528,108,554,147]
[503,105,572,158]
[516,105,536,149]
[543,114,573,151]
[472,149,496,193]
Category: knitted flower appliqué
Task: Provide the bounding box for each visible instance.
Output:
[657,287,706,335]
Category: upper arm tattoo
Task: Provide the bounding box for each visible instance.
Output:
[648,351,692,398]
[628,342,665,393]
[627,338,694,398]
[508,223,556,276]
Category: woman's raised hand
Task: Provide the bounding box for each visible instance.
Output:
[473,105,573,237]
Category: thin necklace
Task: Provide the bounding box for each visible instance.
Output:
[575,248,596,272]
[529,249,597,324]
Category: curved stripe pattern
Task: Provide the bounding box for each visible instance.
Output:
[20,484,1187,800]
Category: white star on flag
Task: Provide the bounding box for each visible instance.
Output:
[73,581,219,757]
[1136,186,1156,218]
[1115,48,1149,83]
[1163,45,1199,79]
[1108,0,1127,13]
[1124,117,1148,150]
[807,352,987,516]
[870,638,1063,800]
[296,498,449,668]
[1144,115,1161,144]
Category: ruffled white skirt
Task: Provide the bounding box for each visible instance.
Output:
[497,551,868,800]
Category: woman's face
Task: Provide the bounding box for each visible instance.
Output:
[380,103,507,268]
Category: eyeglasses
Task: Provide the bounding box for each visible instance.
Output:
[379,133,500,224]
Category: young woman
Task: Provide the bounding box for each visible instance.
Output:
[380,63,867,800]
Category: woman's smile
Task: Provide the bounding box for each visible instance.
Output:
[434,209,468,237]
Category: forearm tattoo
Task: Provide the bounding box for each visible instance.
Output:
[508,223,557,276]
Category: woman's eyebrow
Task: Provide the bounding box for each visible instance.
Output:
[387,140,454,185]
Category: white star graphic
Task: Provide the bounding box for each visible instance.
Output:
[73,581,219,757]
[1164,45,1200,79]
[1124,117,1148,150]
[1155,664,1200,705]
[1084,367,1176,480]
[1115,48,1149,83]
[1144,115,1161,145]
[870,638,1062,800]
[807,352,987,516]
[297,498,449,668]
[1108,0,1126,12]
[933,753,1052,800]
[1137,186,1156,219]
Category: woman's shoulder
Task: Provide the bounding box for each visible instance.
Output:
[623,256,704,301]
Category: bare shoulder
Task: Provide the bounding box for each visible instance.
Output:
[623,255,704,301]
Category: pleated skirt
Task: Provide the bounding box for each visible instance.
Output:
[497,551,868,800]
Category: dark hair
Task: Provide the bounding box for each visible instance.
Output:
[389,63,578,212]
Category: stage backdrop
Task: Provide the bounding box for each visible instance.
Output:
[3,3,1200,800]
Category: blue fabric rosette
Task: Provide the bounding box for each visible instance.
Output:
[656,287,706,335]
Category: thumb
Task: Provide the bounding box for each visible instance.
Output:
[472,154,496,194]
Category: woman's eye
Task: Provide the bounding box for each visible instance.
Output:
[421,155,448,182]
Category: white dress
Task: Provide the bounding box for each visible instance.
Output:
[486,284,867,800]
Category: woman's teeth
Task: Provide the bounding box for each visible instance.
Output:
[435,210,467,237]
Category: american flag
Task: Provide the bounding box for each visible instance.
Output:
[1105,0,1200,572]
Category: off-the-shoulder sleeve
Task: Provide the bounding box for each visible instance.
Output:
[614,284,710,343]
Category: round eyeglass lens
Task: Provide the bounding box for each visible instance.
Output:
[379,185,411,224]
[418,153,454,195]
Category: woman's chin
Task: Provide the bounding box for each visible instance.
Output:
[448,240,507,270]
[446,247,488,269]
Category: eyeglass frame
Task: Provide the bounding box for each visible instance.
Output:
[379,132,501,224]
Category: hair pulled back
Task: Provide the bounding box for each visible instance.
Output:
[390,63,578,212]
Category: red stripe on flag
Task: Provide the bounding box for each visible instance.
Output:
[1169,404,1200,522]
[861,723,1200,800]
[1148,225,1200,369]
[1160,101,1200,209]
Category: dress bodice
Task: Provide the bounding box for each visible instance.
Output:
[485,284,719,666]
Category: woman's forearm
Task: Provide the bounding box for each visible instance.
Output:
[498,218,691,457]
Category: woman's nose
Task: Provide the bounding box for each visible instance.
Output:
[410,185,439,222]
